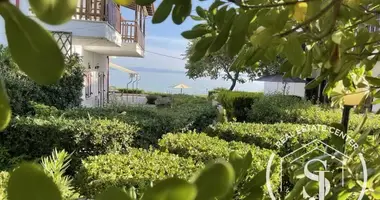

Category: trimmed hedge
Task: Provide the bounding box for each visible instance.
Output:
[248,94,380,132]
[55,101,217,147]
[217,91,263,122]
[158,132,275,171]
[75,149,202,198]
[205,122,331,154]
[158,132,280,198]
[0,117,139,171]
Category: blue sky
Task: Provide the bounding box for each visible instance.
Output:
[112,0,212,73]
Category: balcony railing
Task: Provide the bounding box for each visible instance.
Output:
[74,0,121,35]
[121,20,145,50]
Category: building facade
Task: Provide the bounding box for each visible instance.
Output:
[0,0,154,107]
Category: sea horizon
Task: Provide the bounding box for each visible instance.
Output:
[109,67,265,95]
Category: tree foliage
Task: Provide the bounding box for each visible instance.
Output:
[185,40,247,90]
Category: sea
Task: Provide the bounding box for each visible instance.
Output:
[109,68,265,95]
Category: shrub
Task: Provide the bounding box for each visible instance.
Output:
[158,132,280,198]
[117,88,144,94]
[1,51,84,115]
[30,101,61,117]
[158,132,274,165]
[54,102,217,148]
[75,149,202,198]
[217,91,264,121]
[205,122,331,155]
[0,171,8,200]
[146,95,158,105]
[0,117,139,172]
[248,94,310,123]
[248,94,380,132]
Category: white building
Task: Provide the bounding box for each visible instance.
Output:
[256,74,306,98]
[0,0,154,107]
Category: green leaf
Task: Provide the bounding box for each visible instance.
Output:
[373,99,380,105]
[208,0,225,14]
[243,169,266,193]
[329,123,345,152]
[306,1,321,19]
[208,9,236,53]
[250,27,274,48]
[7,163,62,200]
[172,3,191,25]
[227,10,255,57]
[142,178,197,200]
[366,76,380,86]
[195,36,215,52]
[190,161,235,200]
[0,2,65,85]
[244,188,263,200]
[356,28,370,45]
[29,0,77,25]
[301,50,313,78]
[96,187,132,200]
[215,5,228,30]
[181,29,210,39]
[332,31,343,45]
[285,178,308,200]
[135,0,155,6]
[280,60,293,73]
[305,72,329,89]
[152,0,173,24]
[273,8,289,32]
[283,35,305,66]
[0,79,11,131]
[190,15,203,21]
[229,151,244,180]
[190,48,207,62]
[196,6,207,19]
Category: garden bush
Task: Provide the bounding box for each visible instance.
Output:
[75,148,202,198]
[217,90,263,121]
[248,94,380,132]
[51,100,217,147]
[158,132,280,198]
[145,95,158,105]
[0,117,139,172]
[117,88,144,94]
[158,132,274,166]
[248,94,310,123]
[0,48,84,115]
[205,122,331,154]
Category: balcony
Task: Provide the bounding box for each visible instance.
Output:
[31,0,152,57]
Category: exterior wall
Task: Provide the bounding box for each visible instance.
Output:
[73,45,108,107]
[264,82,306,98]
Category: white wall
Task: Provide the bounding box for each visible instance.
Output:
[73,46,108,107]
[264,82,305,98]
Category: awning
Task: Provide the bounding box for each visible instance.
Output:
[109,62,138,75]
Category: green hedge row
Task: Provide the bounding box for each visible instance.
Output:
[217,91,264,121]
[205,122,331,154]
[116,88,144,94]
[50,102,217,147]
[248,94,380,132]
[158,132,280,198]
[0,117,139,171]
[75,149,202,198]
[158,132,274,167]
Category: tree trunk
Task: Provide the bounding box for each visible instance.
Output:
[229,79,237,90]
